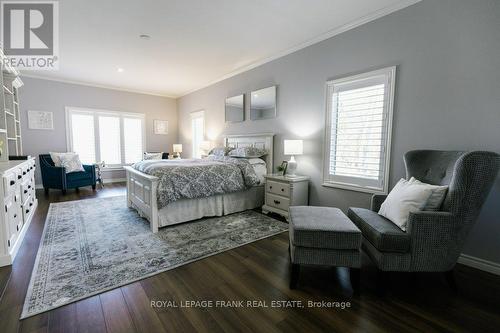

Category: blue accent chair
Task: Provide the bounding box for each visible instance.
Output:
[39,154,96,194]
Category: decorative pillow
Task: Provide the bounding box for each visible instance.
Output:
[409,177,448,211]
[378,178,434,231]
[59,153,85,173]
[208,146,233,156]
[49,152,75,167]
[228,147,267,158]
[247,158,266,165]
[144,152,163,160]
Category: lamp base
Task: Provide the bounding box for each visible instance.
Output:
[287,156,298,176]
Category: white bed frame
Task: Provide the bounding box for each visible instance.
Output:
[124,133,274,233]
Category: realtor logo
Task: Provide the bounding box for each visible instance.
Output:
[1,0,59,70]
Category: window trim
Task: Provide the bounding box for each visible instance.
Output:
[322,66,396,194]
[65,106,146,168]
[190,110,205,158]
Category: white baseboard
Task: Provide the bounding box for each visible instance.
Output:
[458,254,500,275]
[102,178,126,184]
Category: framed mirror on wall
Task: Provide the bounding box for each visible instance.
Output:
[250,85,276,120]
[225,94,245,122]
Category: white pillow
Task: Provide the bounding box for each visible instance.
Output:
[379,178,434,231]
[409,177,448,211]
[144,152,163,160]
[50,152,75,167]
[59,153,85,173]
[247,158,266,165]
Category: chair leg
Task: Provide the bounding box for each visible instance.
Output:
[62,189,66,195]
[44,187,49,195]
[92,184,96,190]
[75,187,79,192]
[445,270,458,292]
[290,263,300,289]
[350,268,361,295]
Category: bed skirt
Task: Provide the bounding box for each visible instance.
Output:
[158,186,264,227]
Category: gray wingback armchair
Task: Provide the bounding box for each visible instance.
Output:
[348,150,499,286]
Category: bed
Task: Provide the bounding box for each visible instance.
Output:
[124,133,274,233]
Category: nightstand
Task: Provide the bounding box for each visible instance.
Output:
[262,174,309,220]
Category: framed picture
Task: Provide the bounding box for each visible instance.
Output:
[277,160,288,176]
[28,110,54,130]
[154,120,168,135]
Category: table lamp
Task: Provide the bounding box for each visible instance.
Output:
[284,140,303,176]
[173,144,183,159]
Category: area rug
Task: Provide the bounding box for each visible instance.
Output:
[21,196,287,319]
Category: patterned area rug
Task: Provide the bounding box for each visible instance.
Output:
[21,196,287,319]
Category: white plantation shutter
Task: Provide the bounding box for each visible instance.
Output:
[69,113,96,164]
[323,67,396,193]
[66,108,144,166]
[99,116,122,165]
[191,110,205,158]
[123,117,143,164]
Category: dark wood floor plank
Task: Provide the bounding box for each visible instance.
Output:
[100,288,137,333]
[0,183,498,333]
[48,303,77,333]
[75,295,107,333]
[121,282,167,333]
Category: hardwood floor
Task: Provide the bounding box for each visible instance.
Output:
[0,183,499,332]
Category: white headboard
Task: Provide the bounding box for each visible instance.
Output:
[223,133,275,174]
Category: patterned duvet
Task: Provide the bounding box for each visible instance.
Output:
[132,156,260,208]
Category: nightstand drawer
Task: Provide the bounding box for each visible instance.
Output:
[266,180,290,197]
[266,193,290,211]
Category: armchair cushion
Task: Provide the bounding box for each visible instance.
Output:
[348,207,411,253]
[66,170,93,182]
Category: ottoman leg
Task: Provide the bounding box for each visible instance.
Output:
[290,263,300,289]
[350,268,361,295]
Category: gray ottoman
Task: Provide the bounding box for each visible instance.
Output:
[288,206,362,291]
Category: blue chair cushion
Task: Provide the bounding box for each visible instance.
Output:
[348,207,410,253]
[66,171,93,182]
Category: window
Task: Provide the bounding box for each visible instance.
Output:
[66,107,145,166]
[323,66,396,194]
[191,110,205,158]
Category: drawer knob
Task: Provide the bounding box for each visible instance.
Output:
[30,202,33,207]
[17,175,21,179]
[24,190,28,194]
[26,209,29,214]
[28,185,31,189]
[4,205,7,212]
[10,180,15,185]
[16,225,19,231]
[14,214,17,218]
[269,186,272,189]
[273,199,281,205]
[281,188,284,192]
[23,172,26,175]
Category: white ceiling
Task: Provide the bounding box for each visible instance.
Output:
[23,0,419,97]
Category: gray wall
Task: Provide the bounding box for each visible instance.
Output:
[19,77,178,183]
[177,0,500,264]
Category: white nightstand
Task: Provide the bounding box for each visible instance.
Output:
[262,174,310,220]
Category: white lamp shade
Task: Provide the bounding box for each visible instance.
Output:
[173,144,183,153]
[284,140,303,155]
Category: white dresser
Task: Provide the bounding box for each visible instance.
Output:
[0,158,37,266]
[262,174,309,220]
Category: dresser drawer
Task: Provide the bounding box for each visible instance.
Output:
[21,179,34,202]
[3,172,18,193]
[266,180,290,197]
[266,193,290,211]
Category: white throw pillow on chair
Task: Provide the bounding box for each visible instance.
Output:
[59,153,85,173]
[408,177,448,211]
[379,178,434,231]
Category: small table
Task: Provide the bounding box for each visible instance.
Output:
[94,161,105,188]
[288,206,362,292]
[262,174,309,221]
